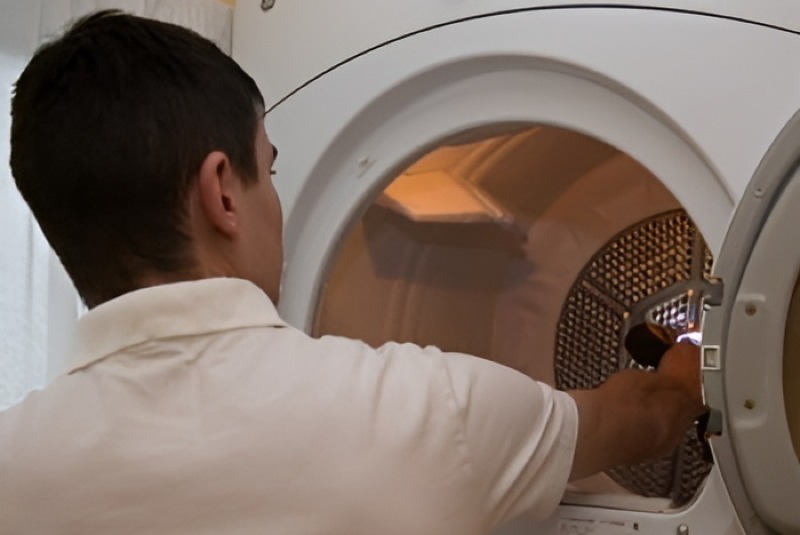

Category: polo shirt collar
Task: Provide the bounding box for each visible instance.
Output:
[67,277,287,374]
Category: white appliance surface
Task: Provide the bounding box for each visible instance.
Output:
[234,0,800,111]
[233,2,800,534]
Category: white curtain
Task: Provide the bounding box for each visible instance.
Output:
[0,60,50,409]
[0,0,234,410]
[0,0,52,411]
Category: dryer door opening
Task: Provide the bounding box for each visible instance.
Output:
[313,124,715,512]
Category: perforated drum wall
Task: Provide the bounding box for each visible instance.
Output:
[555,210,714,506]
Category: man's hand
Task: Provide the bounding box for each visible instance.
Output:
[566,342,706,481]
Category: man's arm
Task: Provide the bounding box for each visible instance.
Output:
[566,342,706,481]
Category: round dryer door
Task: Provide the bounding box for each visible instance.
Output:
[702,110,800,535]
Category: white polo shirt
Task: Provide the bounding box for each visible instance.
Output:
[0,278,577,535]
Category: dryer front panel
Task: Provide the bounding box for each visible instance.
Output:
[234,1,800,110]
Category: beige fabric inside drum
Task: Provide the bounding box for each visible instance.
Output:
[784,273,800,462]
[314,125,708,509]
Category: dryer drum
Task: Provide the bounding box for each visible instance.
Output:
[554,209,715,506]
[314,126,716,510]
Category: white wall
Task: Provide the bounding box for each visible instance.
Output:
[0,0,234,410]
[40,0,233,54]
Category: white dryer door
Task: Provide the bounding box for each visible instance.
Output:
[703,110,800,535]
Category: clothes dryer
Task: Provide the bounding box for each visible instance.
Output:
[233,2,800,533]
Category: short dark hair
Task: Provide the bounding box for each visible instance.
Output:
[10,10,265,307]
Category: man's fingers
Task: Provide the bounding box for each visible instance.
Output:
[657,342,706,418]
[657,341,701,380]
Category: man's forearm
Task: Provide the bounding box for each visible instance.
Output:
[566,344,705,481]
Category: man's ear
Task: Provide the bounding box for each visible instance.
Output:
[196,151,240,240]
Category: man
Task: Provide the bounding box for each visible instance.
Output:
[2,10,705,534]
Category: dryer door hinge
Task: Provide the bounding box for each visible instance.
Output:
[702,276,724,308]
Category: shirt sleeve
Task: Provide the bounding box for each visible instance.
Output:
[440,351,578,528]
